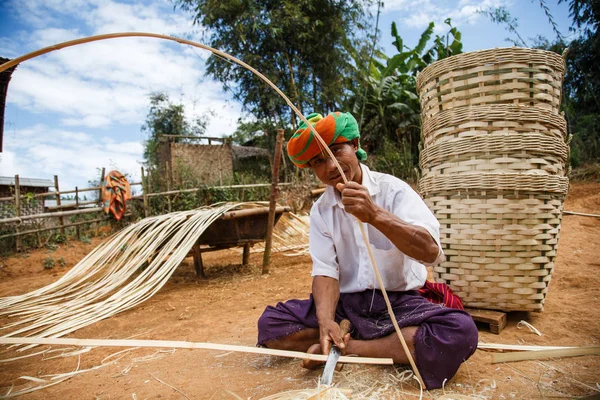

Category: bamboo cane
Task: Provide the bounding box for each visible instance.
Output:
[0,337,393,365]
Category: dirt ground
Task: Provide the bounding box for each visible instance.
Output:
[0,182,599,399]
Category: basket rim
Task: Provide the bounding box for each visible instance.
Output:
[416,47,566,91]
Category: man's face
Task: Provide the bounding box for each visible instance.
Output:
[308,139,361,187]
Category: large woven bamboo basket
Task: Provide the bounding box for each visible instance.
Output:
[417,48,569,312]
[416,48,565,119]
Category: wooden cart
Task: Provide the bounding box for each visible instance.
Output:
[191,206,290,277]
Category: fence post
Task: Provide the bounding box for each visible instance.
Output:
[141,167,149,218]
[54,175,65,236]
[262,129,285,274]
[166,162,172,213]
[14,175,21,251]
[75,186,81,240]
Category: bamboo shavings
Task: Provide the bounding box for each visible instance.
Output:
[0,348,133,399]
[150,372,190,400]
[517,321,543,336]
[260,386,352,400]
[250,211,310,256]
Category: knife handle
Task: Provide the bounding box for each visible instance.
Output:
[339,319,351,338]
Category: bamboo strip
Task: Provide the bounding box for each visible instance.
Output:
[0,337,393,365]
[477,343,575,351]
[563,211,600,218]
[491,347,600,363]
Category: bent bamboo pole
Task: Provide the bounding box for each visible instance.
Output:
[1,32,423,386]
[0,337,393,365]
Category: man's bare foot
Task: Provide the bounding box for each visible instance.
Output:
[301,343,325,370]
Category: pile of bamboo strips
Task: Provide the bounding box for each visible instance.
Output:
[0,203,256,345]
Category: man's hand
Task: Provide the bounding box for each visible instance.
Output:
[318,319,350,355]
[336,181,378,223]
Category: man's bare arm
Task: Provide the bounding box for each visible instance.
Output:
[336,182,440,264]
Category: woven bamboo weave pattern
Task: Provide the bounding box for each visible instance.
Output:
[416,48,565,118]
[417,48,568,312]
[421,105,567,147]
[420,134,569,175]
[419,174,569,195]
[424,193,564,311]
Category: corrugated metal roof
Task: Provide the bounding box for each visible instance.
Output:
[0,176,54,188]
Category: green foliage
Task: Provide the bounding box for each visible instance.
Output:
[46,243,58,252]
[58,257,66,267]
[532,0,599,168]
[81,236,91,244]
[43,256,55,270]
[365,137,416,181]
[350,19,462,179]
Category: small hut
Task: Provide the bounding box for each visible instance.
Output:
[0,176,53,219]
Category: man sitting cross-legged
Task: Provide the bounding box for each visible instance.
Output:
[257,112,478,389]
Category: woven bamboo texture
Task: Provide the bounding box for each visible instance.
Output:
[418,48,568,312]
[420,105,569,178]
[416,48,566,119]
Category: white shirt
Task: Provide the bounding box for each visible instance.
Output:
[309,164,444,293]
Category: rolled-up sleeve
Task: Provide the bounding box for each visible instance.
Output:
[391,185,445,266]
[309,211,340,280]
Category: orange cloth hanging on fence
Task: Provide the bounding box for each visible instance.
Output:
[101,170,132,221]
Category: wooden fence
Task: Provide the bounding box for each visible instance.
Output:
[0,166,294,252]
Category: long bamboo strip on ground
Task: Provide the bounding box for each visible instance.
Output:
[491,347,600,363]
[0,337,393,365]
[477,343,575,351]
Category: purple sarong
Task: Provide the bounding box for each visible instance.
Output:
[257,290,478,389]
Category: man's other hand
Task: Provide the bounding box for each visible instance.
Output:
[336,181,378,223]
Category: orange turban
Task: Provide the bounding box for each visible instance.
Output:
[286,112,367,168]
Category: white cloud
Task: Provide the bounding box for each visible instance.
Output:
[384,0,510,30]
[1,124,144,189]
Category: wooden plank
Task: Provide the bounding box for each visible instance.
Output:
[0,214,131,240]
[492,347,600,364]
[220,206,290,220]
[466,308,507,334]
[0,336,394,365]
[0,207,102,224]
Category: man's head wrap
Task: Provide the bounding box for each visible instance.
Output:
[286,112,367,168]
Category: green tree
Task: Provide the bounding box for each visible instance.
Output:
[351,20,462,178]
[141,92,212,168]
[175,0,374,137]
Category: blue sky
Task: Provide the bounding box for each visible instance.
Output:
[0,0,574,190]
